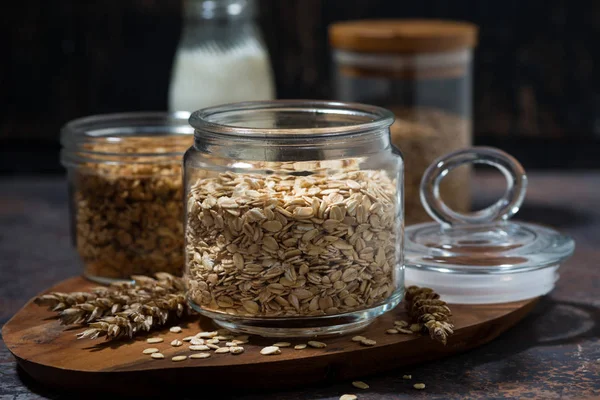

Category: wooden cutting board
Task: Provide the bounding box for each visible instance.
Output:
[2,277,537,396]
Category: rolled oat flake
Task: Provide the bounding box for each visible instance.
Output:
[260,346,281,355]
[190,353,211,359]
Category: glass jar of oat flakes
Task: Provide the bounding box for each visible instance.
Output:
[61,112,194,284]
[329,19,478,225]
[184,100,403,337]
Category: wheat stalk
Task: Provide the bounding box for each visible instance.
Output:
[404,286,454,345]
[34,273,192,340]
[77,292,190,340]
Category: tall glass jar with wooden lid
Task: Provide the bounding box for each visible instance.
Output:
[329,19,478,225]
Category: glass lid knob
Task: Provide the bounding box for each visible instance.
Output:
[420,147,528,228]
[407,146,575,304]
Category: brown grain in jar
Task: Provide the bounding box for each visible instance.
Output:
[60,112,194,283]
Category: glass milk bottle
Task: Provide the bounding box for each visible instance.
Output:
[169,0,275,112]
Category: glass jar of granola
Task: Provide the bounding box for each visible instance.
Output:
[61,112,194,284]
[330,19,478,225]
[184,100,404,337]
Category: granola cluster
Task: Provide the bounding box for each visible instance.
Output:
[72,137,191,280]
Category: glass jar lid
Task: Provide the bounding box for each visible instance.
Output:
[404,147,575,304]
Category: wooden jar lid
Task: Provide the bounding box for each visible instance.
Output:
[329,19,478,54]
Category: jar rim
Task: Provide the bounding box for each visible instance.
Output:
[60,111,194,167]
[189,100,395,138]
[61,111,193,144]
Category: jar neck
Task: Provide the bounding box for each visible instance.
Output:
[60,112,193,167]
[183,0,256,21]
[333,48,472,79]
[193,129,392,162]
[189,101,395,162]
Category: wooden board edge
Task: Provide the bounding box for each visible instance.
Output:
[1,276,89,340]
[9,298,538,395]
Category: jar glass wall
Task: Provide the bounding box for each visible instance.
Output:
[184,100,404,337]
[330,20,478,225]
[60,112,194,284]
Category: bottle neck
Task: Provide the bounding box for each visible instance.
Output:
[183,0,256,21]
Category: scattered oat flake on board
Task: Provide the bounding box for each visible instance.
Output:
[403,374,412,380]
[414,383,426,390]
[340,395,357,400]
[260,346,281,355]
[352,381,369,389]
[351,336,366,342]
[360,339,376,346]
[394,320,408,327]
[294,344,307,350]
[190,338,205,345]
[151,353,165,359]
[169,326,182,333]
[142,348,159,355]
[272,342,291,347]
[171,339,183,347]
[183,336,195,342]
[189,345,210,351]
[386,329,398,334]
[147,337,163,344]
[308,341,327,348]
[215,347,231,354]
[230,346,245,354]
[189,353,211,359]
[196,331,218,338]
[172,355,187,362]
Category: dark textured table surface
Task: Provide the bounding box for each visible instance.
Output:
[1,172,599,399]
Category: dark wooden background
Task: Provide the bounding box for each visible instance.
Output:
[2,0,600,174]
